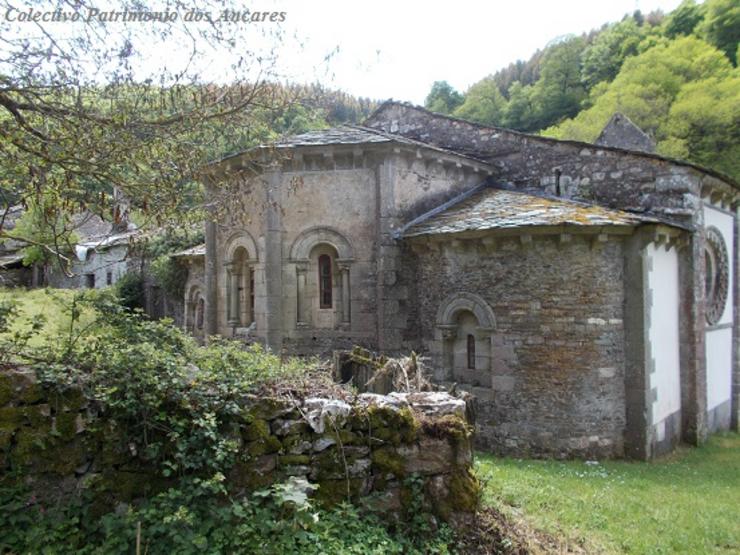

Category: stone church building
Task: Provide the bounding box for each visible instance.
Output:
[181,102,738,460]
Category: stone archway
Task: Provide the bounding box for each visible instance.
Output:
[223,231,259,329]
[185,283,205,340]
[289,227,354,328]
[434,292,496,383]
[289,226,354,261]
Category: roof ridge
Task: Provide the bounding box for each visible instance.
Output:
[393,180,492,240]
[365,101,739,189]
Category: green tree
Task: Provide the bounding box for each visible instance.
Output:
[453,78,508,126]
[546,36,733,142]
[8,192,79,280]
[581,19,647,89]
[424,81,464,114]
[529,36,588,129]
[660,73,740,178]
[698,0,740,65]
[0,0,308,262]
[664,0,706,38]
[503,81,537,130]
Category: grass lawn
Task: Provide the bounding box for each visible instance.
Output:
[0,287,99,349]
[476,433,740,554]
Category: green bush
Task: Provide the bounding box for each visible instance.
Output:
[0,475,453,554]
[115,272,146,311]
[0,291,456,553]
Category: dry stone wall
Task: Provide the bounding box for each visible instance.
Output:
[0,368,478,522]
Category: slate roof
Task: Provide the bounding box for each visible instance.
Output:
[0,253,24,268]
[364,101,740,190]
[272,126,392,148]
[171,244,206,258]
[400,186,661,238]
[214,125,491,166]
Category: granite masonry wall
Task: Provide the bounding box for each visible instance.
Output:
[408,234,628,459]
[366,102,740,448]
[0,367,478,522]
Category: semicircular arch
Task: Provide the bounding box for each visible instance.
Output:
[290,226,354,261]
[436,292,496,329]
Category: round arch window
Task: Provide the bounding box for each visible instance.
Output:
[705,226,729,326]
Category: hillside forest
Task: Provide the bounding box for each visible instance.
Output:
[423,0,740,181]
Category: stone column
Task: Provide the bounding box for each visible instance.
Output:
[623,229,651,460]
[204,217,218,338]
[226,263,240,327]
[438,325,457,381]
[264,170,283,352]
[338,261,351,326]
[295,262,308,326]
[679,231,708,445]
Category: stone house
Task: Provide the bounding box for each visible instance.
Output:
[184,101,738,460]
[0,208,137,289]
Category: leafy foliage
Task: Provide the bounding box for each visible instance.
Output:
[8,192,79,269]
[425,0,738,180]
[425,81,464,115]
[115,272,147,311]
[0,474,453,554]
[698,0,740,65]
[545,36,736,164]
[0,290,455,553]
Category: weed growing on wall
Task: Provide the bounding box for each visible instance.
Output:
[0,289,457,553]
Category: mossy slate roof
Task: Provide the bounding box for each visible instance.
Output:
[272,126,392,147]
[401,186,661,238]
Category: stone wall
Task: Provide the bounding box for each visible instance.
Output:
[364,102,725,226]
[0,368,478,522]
[0,266,31,287]
[408,234,628,459]
[47,244,133,290]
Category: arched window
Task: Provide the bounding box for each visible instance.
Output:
[467,334,476,369]
[196,298,205,330]
[227,246,253,327]
[318,254,333,308]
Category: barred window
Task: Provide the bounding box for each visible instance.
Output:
[319,254,332,308]
[467,334,476,370]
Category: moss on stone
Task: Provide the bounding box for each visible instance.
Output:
[314,477,365,506]
[0,427,14,451]
[0,375,15,407]
[53,388,86,413]
[243,418,270,441]
[371,446,405,477]
[244,433,282,457]
[18,381,44,405]
[347,406,370,431]
[311,448,341,470]
[281,433,310,454]
[278,454,310,466]
[0,406,23,427]
[366,406,418,446]
[53,411,79,441]
[326,428,358,446]
[248,398,296,420]
[21,405,51,430]
[10,429,47,468]
[98,470,156,501]
[420,414,471,444]
[434,469,480,520]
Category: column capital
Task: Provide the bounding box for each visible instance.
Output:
[437,324,457,341]
[337,258,354,271]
